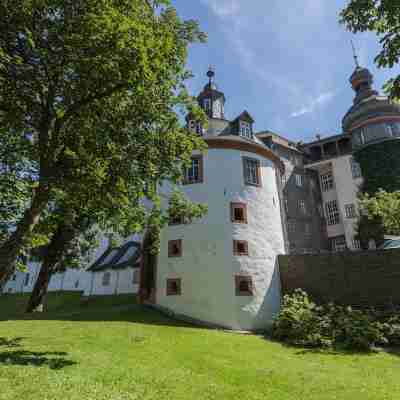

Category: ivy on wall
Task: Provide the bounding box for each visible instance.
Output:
[354,140,400,195]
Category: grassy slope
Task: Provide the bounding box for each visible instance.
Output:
[0,293,400,400]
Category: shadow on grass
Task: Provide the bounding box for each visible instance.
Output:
[0,337,24,347]
[1,304,201,330]
[0,350,76,369]
[0,337,76,369]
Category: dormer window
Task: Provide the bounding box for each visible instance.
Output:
[240,121,252,139]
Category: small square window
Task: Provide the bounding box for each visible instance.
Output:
[166,278,181,296]
[235,275,253,296]
[231,203,247,224]
[168,240,182,258]
[233,240,249,256]
[102,272,111,286]
[243,157,261,186]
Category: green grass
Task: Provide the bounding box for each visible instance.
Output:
[1,293,400,400]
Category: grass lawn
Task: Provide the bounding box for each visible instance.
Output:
[1,293,400,400]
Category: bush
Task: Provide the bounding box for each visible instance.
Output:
[272,289,399,351]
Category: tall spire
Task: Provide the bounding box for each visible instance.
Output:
[351,40,360,68]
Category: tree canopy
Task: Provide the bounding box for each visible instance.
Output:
[0,0,207,286]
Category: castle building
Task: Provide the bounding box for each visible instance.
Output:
[145,69,286,331]
[4,64,400,331]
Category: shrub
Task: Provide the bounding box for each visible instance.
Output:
[272,290,400,351]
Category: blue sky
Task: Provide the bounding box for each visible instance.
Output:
[171,0,396,143]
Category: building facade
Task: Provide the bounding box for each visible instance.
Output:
[4,64,400,331]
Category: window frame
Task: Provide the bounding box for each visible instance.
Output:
[235,275,254,296]
[344,204,357,219]
[166,278,182,296]
[325,200,340,226]
[350,158,362,179]
[243,157,262,187]
[168,239,183,258]
[230,202,248,224]
[183,155,204,185]
[233,240,249,256]
[239,120,252,139]
[298,199,307,215]
[320,171,334,192]
[295,173,304,187]
[102,272,111,287]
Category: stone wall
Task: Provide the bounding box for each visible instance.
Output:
[279,249,400,308]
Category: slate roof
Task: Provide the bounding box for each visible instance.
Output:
[88,241,141,272]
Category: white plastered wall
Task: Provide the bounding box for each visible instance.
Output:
[156,147,285,331]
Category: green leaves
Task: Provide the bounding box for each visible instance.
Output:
[359,190,400,236]
[340,0,400,99]
[0,0,207,270]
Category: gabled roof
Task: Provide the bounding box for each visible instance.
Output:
[232,110,254,124]
[88,241,141,272]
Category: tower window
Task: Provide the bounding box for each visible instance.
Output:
[243,157,261,186]
[350,158,362,179]
[233,240,249,256]
[166,278,181,296]
[239,121,252,139]
[231,202,248,224]
[203,98,211,112]
[102,272,111,287]
[183,155,203,185]
[325,200,340,226]
[235,275,253,296]
[168,240,182,258]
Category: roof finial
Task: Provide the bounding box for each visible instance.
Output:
[207,65,215,83]
[351,39,360,68]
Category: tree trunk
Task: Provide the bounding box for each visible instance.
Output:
[25,258,52,313]
[0,185,50,289]
[25,220,78,313]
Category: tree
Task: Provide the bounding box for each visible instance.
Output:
[340,0,400,99]
[0,0,206,286]
[25,212,98,313]
[357,191,400,248]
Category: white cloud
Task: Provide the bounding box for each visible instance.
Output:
[290,91,336,118]
[200,0,240,17]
